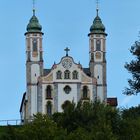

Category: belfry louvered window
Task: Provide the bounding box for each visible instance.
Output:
[33,38,38,52]
[96,40,101,51]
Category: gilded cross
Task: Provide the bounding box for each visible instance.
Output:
[64,47,70,56]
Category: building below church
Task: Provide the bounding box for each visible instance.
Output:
[20,9,117,121]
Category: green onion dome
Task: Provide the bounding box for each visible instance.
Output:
[89,10,107,35]
[26,10,43,34]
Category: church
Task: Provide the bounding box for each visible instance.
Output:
[20,8,117,121]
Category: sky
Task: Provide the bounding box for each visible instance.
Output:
[0,0,140,121]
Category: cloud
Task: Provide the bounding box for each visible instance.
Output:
[120,96,134,107]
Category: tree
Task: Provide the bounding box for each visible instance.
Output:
[119,106,140,140]
[122,105,140,119]
[1,103,140,139]
[18,113,67,140]
[53,101,119,139]
[124,40,140,95]
[0,114,67,140]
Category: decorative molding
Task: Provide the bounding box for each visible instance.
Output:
[97,84,107,86]
[43,74,53,82]
[27,83,37,86]
[82,74,92,83]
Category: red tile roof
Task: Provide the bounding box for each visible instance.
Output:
[107,98,118,107]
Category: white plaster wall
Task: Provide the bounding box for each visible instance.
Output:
[31,64,40,83]
[88,85,94,101]
[58,84,77,112]
[42,84,46,114]
[94,65,103,84]
[31,86,37,116]
[97,86,104,102]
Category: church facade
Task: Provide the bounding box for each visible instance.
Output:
[20,9,117,121]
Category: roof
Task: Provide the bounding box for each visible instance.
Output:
[43,69,51,76]
[83,68,91,76]
[20,92,26,113]
[107,98,118,107]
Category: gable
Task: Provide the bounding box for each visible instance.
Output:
[40,56,93,84]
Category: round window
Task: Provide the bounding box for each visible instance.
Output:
[64,85,71,94]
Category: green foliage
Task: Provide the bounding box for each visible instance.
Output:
[0,114,66,140]
[122,105,140,119]
[53,102,119,135]
[0,102,140,139]
[124,41,140,95]
[119,118,140,140]
[118,105,140,140]
[66,127,91,140]
[0,126,14,140]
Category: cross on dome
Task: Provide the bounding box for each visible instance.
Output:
[96,0,99,16]
[64,47,70,56]
[33,0,35,10]
[32,0,36,15]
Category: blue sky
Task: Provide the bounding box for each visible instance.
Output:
[0,0,140,120]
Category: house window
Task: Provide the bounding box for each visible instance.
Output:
[72,71,78,79]
[96,40,101,51]
[46,85,52,99]
[56,71,62,79]
[64,70,70,79]
[46,101,52,116]
[83,86,88,98]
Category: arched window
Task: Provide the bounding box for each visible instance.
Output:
[33,38,38,52]
[83,86,88,98]
[64,70,70,79]
[56,71,62,79]
[46,85,52,99]
[72,71,78,79]
[46,101,52,116]
[96,40,101,51]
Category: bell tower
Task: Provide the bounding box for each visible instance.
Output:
[88,8,107,102]
[25,9,44,118]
